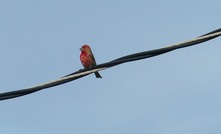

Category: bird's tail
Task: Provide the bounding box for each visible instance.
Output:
[94,72,102,78]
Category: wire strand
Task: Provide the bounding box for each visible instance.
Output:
[0,28,221,101]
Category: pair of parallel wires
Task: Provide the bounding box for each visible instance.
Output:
[0,28,221,101]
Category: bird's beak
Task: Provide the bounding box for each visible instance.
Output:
[80,48,82,51]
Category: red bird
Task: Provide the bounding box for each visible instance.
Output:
[80,45,102,78]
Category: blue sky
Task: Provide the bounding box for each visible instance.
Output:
[1,0,221,134]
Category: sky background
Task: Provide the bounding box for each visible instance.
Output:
[1,0,221,134]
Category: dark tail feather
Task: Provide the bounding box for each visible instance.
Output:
[94,72,102,78]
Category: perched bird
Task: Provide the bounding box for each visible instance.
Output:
[80,44,102,78]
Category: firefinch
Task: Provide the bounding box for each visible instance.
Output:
[80,44,102,78]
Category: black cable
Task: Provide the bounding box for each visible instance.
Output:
[0,28,221,101]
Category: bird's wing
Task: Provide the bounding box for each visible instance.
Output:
[91,53,97,66]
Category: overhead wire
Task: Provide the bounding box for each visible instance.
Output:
[0,28,221,101]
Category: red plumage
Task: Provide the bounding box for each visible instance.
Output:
[80,45,102,78]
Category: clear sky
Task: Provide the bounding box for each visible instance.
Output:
[1,0,221,134]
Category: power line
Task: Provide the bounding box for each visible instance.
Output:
[0,28,221,101]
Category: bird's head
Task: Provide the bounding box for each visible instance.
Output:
[80,44,91,52]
